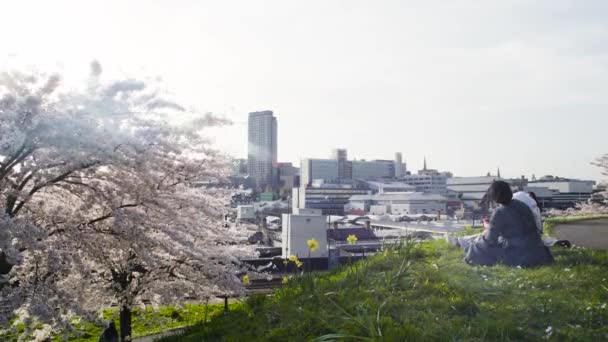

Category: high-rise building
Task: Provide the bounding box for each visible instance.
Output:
[331,148,351,180]
[247,110,277,191]
[394,152,406,178]
[231,158,248,176]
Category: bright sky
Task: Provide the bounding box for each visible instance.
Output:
[2,0,607,181]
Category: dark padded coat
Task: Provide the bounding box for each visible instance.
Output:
[465,199,553,267]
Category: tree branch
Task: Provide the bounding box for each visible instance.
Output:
[0,145,34,183]
[10,161,100,217]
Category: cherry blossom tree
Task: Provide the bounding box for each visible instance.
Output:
[594,154,608,175]
[1,63,253,340]
[593,154,608,197]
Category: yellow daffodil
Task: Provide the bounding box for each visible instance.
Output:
[242,275,250,284]
[287,255,303,268]
[307,238,319,252]
[347,234,358,245]
[282,276,290,284]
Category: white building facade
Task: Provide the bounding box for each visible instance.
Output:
[300,149,407,186]
[400,173,448,194]
[282,214,329,258]
[347,193,448,215]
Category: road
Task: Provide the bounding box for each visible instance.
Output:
[371,220,466,236]
[552,219,608,250]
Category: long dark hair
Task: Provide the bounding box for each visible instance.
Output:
[487,181,513,205]
[528,191,542,210]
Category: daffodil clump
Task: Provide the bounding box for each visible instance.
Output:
[287,255,303,268]
[307,238,319,252]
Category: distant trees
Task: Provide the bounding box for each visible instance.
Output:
[593,154,608,203]
[0,63,251,340]
[594,154,608,184]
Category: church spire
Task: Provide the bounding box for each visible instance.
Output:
[497,167,501,178]
[423,156,427,170]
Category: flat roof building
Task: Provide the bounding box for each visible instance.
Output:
[447,176,501,202]
[527,176,596,209]
[352,160,395,180]
[293,182,368,216]
[300,149,406,186]
[357,180,416,194]
[346,192,448,215]
[399,158,450,194]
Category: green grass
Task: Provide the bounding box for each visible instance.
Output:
[1,302,238,342]
[4,218,607,341]
[163,240,608,341]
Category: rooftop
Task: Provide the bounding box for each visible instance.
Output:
[446,176,500,185]
[362,180,416,189]
[349,192,448,202]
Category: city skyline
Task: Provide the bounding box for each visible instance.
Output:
[2,1,607,181]
[236,112,600,182]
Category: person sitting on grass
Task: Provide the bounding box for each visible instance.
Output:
[452,181,554,267]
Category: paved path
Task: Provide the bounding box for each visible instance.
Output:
[553,219,608,250]
[132,328,185,342]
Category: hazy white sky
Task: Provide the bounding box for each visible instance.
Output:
[2,0,607,181]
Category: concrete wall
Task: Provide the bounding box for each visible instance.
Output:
[345,201,367,212]
[282,214,328,259]
[407,202,445,214]
[370,205,388,215]
[390,204,410,214]
[293,208,323,215]
[237,205,255,221]
[389,202,445,215]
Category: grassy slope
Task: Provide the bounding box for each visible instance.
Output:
[1,303,236,342]
[167,240,608,341]
[65,303,233,342]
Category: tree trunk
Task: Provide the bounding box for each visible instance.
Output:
[119,305,132,342]
[0,251,13,275]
